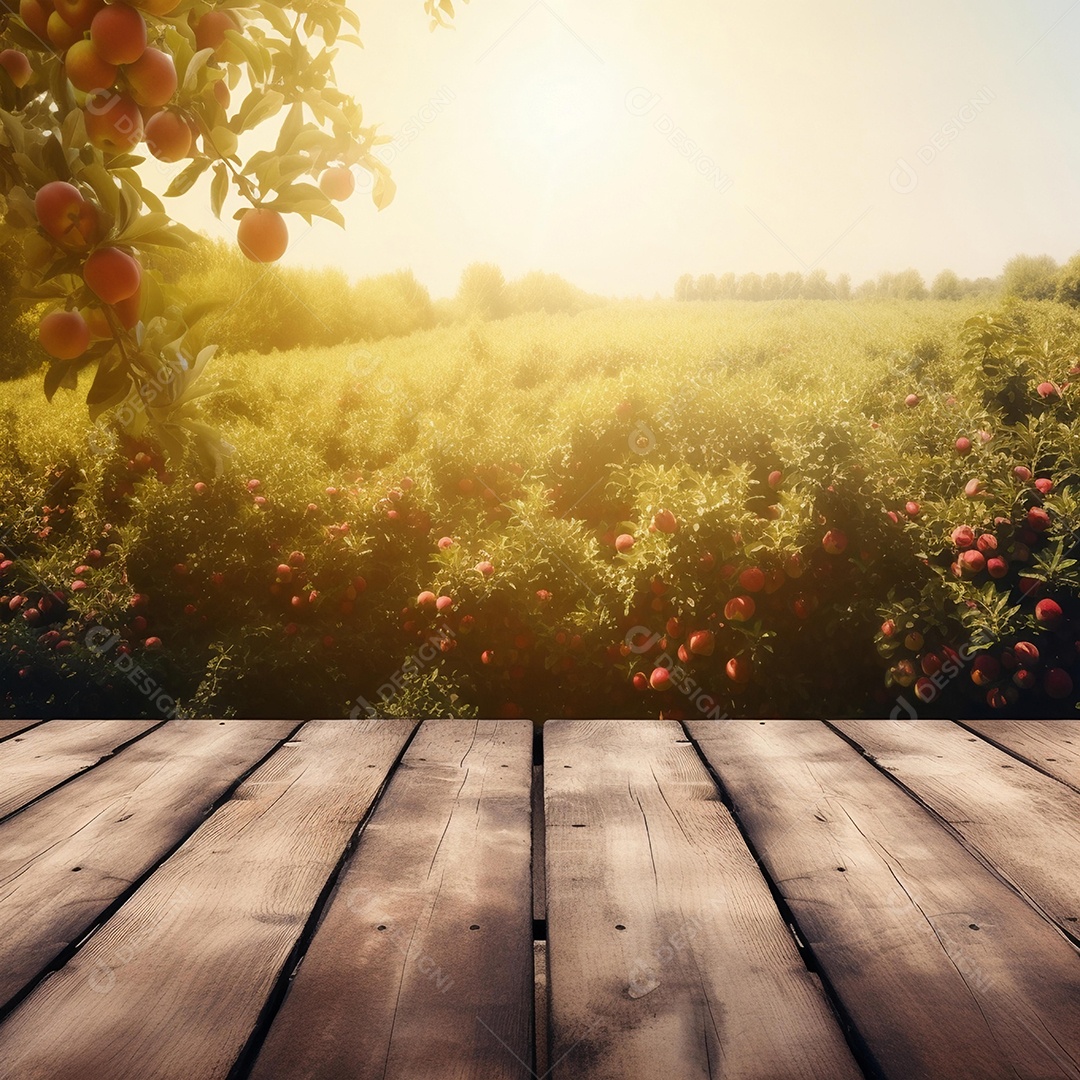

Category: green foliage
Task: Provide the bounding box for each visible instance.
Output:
[0,0,458,470]
[456,262,509,320]
[0,240,39,380]
[1002,254,1059,301]
[155,239,436,353]
[2,297,1078,721]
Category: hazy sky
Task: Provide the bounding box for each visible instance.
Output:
[172,0,1080,297]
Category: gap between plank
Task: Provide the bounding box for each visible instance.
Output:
[0,720,170,830]
[823,719,1080,952]
[680,720,885,1080]
[953,720,1080,797]
[226,720,424,1080]
[0,719,307,1030]
[0,721,47,744]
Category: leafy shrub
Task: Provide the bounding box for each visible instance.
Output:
[1,298,1078,721]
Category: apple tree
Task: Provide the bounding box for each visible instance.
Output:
[0,0,463,470]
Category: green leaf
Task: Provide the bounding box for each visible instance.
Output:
[182,47,216,92]
[275,100,305,155]
[372,171,396,211]
[210,164,229,219]
[0,109,26,155]
[43,361,78,402]
[238,89,285,132]
[224,29,269,82]
[164,157,212,197]
[258,1,293,36]
[86,354,133,421]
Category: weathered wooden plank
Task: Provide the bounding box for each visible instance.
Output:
[0,719,416,1080]
[0,721,42,742]
[535,939,549,1080]
[544,720,863,1080]
[688,719,1080,1080]
[833,719,1080,939]
[961,720,1080,793]
[0,719,298,1013]
[248,720,534,1080]
[0,720,161,820]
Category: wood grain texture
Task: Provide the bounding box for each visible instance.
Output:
[961,720,1080,792]
[0,719,297,1012]
[0,721,42,742]
[688,719,1080,1080]
[0,719,415,1080]
[0,720,161,820]
[833,719,1080,938]
[544,720,863,1080]
[248,719,534,1080]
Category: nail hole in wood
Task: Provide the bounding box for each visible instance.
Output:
[837,867,846,872]
[969,924,979,930]
[71,866,82,872]
[377,925,387,931]
[615,924,626,931]
[469,924,480,931]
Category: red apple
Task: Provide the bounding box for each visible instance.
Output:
[0,48,33,87]
[1035,598,1063,627]
[649,667,672,691]
[914,677,936,703]
[1044,668,1074,699]
[1013,668,1037,690]
[1014,641,1039,668]
[959,550,985,576]
[1027,507,1051,533]
[724,595,756,622]
[970,654,1000,686]
[725,656,752,684]
[738,567,765,592]
[822,529,847,555]
[920,652,942,676]
[652,509,677,534]
[951,525,974,550]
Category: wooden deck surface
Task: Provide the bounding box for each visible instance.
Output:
[0,719,1078,1079]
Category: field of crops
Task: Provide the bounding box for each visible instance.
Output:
[1,297,1078,721]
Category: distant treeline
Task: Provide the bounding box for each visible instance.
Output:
[674,267,998,302]
[153,249,601,356]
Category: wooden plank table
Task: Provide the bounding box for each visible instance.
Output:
[0,718,1078,1080]
[0,719,161,820]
